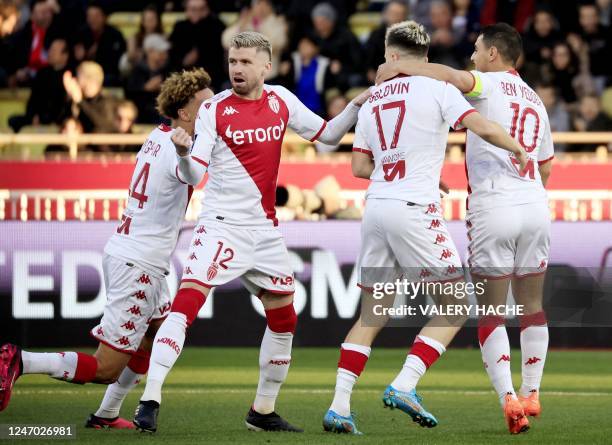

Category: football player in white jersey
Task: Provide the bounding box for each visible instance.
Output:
[377,23,553,434]
[133,31,371,433]
[0,69,214,427]
[322,21,528,435]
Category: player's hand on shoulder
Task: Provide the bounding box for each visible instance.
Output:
[375,61,400,85]
[171,127,193,157]
[352,87,372,106]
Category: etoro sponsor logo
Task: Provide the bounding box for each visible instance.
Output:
[225,119,285,145]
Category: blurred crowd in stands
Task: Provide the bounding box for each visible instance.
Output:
[0,0,610,153]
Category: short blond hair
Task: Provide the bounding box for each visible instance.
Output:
[156,68,212,119]
[77,61,104,84]
[385,20,430,57]
[229,31,272,61]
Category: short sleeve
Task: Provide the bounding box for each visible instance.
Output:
[440,82,477,130]
[275,86,326,141]
[538,122,554,165]
[190,101,217,167]
[465,70,495,99]
[352,120,372,158]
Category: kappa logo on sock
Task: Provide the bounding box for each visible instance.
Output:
[157,337,181,355]
[497,354,511,363]
[524,356,541,365]
[268,359,291,365]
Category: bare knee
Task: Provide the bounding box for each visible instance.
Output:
[94,359,122,384]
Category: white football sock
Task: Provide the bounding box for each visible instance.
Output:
[21,351,78,381]
[480,326,516,405]
[329,343,371,417]
[519,325,548,396]
[95,366,144,419]
[140,312,187,404]
[390,354,427,392]
[253,327,293,414]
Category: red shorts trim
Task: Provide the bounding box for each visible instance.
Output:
[514,270,547,279]
[257,289,295,298]
[538,156,554,166]
[470,272,513,280]
[180,278,214,289]
[425,275,464,284]
[310,120,327,142]
[89,331,136,355]
[191,156,209,167]
[453,109,477,130]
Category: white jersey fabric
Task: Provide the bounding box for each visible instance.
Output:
[354,76,475,205]
[190,85,327,228]
[464,70,554,211]
[104,124,192,276]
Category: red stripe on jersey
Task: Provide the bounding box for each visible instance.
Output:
[352,147,373,157]
[158,123,172,132]
[310,120,327,142]
[453,109,477,130]
[191,156,209,167]
[538,155,554,165]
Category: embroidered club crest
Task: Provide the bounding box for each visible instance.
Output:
[268,94,280,114]
[207,263,219,281]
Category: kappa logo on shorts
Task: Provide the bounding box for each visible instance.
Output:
[270,276,294,287]
[159,302,171,316]
[96,326,104,337]
[126,305,142,316]
[207,263,219,281]
[189,252,198,260]
[196,225,207,234]
[184,266,193,275]
[133,290,147,301]
[446,265,458,275]
[116,336,131,346]
[194,238,203,246]
[419,269,432,278]
[440,249,454,260]
[538,260,547,269]
[425,203,438,214]
[137,274,151,284]
[428,219,441,229]
[434,234,447,244]
[121,321,136,331]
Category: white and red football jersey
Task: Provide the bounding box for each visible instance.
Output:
[353,76,475,205]
[105,124,193,275]
[464,70,554,211]
[190,85,326,227]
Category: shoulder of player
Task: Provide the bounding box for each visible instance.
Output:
[200,89,233,113]
[264,84,294,102]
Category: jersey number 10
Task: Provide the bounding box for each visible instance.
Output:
[509,102,540,180]
[372,100,406,182]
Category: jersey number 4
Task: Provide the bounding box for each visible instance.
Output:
[509,103,540,180]
[373,100,406,182]
[117,161,151,235]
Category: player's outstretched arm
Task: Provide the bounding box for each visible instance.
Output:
[376,61,475,93]
[461,112,528,170]
[173,127,207,185]
[351,151,374,179]
[316,88,372,145]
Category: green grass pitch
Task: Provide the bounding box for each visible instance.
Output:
[2,348,611,444]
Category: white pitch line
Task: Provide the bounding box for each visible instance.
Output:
[12,388,612,397]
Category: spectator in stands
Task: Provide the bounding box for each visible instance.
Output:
[572,93,612,151]
[535,83,570,152]
[45,117,84,154]
[407,0,436,30]
[544,42,580,104]
[112,100,141,152]
[9,37,70,132]
[120,4,164,76]
[365,0,409,83]
[63,61,117,135]
[5,0,63,86]
[427,0,463,68]
[598,0,611,26]
[569,3,611,84]
[523,8,561,66]
[480,0,534,32]
[0,0,20,86]
[168,0,225,91]
[278,35,334,115]
[74,1,126,86]
[309,2,364,89]
[125,33,170,123]
[222,0,288,81]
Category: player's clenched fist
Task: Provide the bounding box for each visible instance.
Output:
[171,127,193,156]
